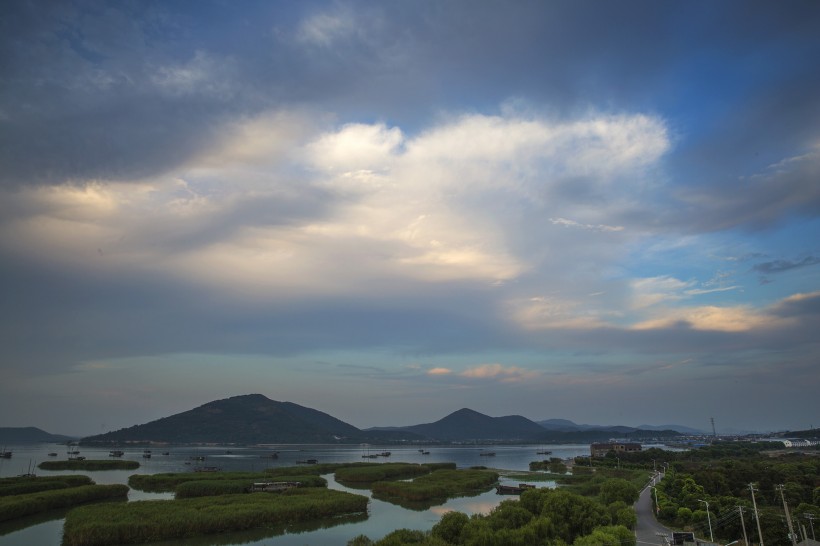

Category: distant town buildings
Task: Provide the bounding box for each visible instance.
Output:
[590,442,642,457]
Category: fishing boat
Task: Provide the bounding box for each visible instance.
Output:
[536,450,552,455]
[496,483,536,495]
[479,451,496,457]
[193,466,221,472]
[109,450,124,457]
[0,449,11,459]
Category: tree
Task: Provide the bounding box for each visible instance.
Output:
[432,511,469,544]
[599,478,639,505]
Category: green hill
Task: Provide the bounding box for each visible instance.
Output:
[80,394,369,445]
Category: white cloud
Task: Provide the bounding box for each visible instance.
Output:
[0,107,671,301]
[460,364,540,383]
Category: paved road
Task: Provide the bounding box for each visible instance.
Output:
[634,473,673,545]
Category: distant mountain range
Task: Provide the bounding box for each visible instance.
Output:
[0,427,77,444]
[78,394,686,446]
[538,418,703,435]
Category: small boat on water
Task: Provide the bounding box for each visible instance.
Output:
[536,450,552,455]
[479,452,496,457]
[496,483,536,495]
[48,452,57,457]
[1,449,12,459]
[421,451,430,455]
[260,452,279,459]
[193,466,221,472]
[162,452,170,456]
[297,458,318,464]
[109,450,124,457]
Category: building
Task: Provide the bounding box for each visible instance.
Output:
[590,442,642,458]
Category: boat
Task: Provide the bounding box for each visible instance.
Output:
[297,458,318,464]
[479,452,496,457]
[109,450,124,457]
[260,452,279,459]
[495,483,536,495]
[536,450,552,455]
[193,466,221,472]
[421,451,430,455]
[0,449,12,459]
[249,481,300,492]
[47,452,57,457]
[162,451,170,455]
[379,451,391,457]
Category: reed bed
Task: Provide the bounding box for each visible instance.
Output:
[334,463,432,483]
[0,484,129,522]
[174,475,326,498]
[62,488,369,546]
[0,475,94,497]
[371,468,498,502]
[128,471,269,492]
[38,460,140,471]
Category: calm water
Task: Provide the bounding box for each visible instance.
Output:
[0,443,598,545]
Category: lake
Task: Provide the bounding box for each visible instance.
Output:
[0,442,602,545]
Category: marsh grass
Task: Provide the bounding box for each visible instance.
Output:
[371,468,498,504]
[38,460,140,471]
[174,475,326,498]
[62,488,369,546]
[335,463,433,484]
[0,484,129,522]
[0,475,94,497]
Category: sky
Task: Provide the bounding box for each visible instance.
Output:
[1,1,819,437]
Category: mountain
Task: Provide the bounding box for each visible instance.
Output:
[537,419,701,435]
[636,424,705,435]
[80,394,379,445]
[398,408,549,442]
[0,427,76,444]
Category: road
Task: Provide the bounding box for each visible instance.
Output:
[634,473,673,545]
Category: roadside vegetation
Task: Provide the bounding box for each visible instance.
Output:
[62,488,369,546]
[38,460,140,471]
[648,443,820,546]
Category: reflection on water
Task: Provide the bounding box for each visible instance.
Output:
[0,443,595,545]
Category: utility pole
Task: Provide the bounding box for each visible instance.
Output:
[711,417,717,437]
[777,484,798,546]
[738,506,749,546]
[804,513,816,541]
[750,483,764,546]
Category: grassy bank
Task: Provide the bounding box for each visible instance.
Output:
[38,460,140,471]
[63,488,369,546]
[0,484,129,522]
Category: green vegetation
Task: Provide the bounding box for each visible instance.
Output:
[129,471,271,492]
[38,459,140,471]
[371,468,498,505]
[175,475,326,498]
[0,475,93,497]
[348,487,636,546]
[0,484,128,522]
[572,441,820,545]
[62,488,369,546]
[335,463,439,483]
[529,457,567,473]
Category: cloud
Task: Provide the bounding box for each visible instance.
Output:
[427,368,453,376]
[460,364,540,383]
[753,256,820,274]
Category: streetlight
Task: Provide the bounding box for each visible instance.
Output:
[650,485,659,514]
[698,499,714,543]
